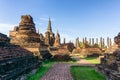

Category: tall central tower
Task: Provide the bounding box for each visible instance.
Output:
[45,18,55,46]
[47,18,52,32]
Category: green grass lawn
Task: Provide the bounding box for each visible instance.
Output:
[71,66,105,80]
[84,57,100,64]
[27,60,54,80]
[71,54,100,64]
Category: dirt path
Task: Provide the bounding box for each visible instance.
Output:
[73,55,91,64]
[77,59,91,64]
[40,62,73,80]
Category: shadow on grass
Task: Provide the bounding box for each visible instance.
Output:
[27,59,76,80]
[27,60,54,80]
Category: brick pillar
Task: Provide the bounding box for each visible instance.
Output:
[92,38,94,45]
[107,37,110,48]
[89,38,91,45]
[96,38,98,44]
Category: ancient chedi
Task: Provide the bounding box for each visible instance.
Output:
[43,18,74,55]
[49,31,74,55]
[45,18,55,46]
[97,32,120,80]
[54,31,61,47]
[10,15,41,56]
[10,15,74,57]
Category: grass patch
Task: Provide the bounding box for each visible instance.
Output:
[71,66,105,80]
[70,54,100,64]
[79,55,87,58]
[84,57,100,64]
[27,60,54,80]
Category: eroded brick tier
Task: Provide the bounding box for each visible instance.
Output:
[97,32,120,80]
[0,33,41,80]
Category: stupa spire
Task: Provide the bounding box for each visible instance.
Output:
[47,17,52,32]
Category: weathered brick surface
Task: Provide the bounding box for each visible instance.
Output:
[41,63,73,80]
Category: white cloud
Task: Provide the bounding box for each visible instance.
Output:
[0,23,16,36]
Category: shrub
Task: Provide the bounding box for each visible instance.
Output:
[53,54,71,61]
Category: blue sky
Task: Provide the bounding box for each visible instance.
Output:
[0,0,120,43]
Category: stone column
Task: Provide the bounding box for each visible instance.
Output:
[109,38,112,46]
[102,38,105,48]
[107,37,110,48]
[75,37,80,48]
[82,38,85,44]
[63,38,66,44]
[85,37,87,44]
[82,38,85,48]
[100,37,103,48]
[92,38,94,45]
[96,38,98,44]
[89,38,91,45]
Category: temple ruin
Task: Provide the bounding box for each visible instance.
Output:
[0,33,41,80]
[10,15,41,56]
[9,15,74,60]
[1,14,119,79]
[97,33,120,80]
[72,37,114,57]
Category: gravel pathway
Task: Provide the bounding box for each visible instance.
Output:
[41,63,73,80]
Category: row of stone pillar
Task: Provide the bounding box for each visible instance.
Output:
[107,37,112,48]
[75,37,112,48]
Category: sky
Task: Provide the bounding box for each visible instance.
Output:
[0,0,120,43]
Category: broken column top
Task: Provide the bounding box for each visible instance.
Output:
[114,32,120,47]
[18,15,36,32]
[20,15,34,25]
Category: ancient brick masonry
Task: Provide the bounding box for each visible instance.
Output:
[0,33,10,43]
[10,15,74,60]
[45,18,55,46]
[72,37,102,57]
[54,31,61,47]
[0,33,41,80]
[10,15,41,56]
[97,32,120,80]
[1,15,74,79]
[10,15,55,59]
